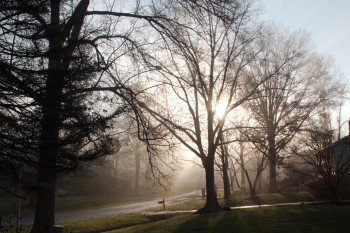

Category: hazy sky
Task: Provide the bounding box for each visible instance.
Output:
[261,0,350,83]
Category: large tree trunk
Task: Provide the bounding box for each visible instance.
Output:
[32,1,64,231]
[268,157,278,193]
[32,173,56,233]
[268,129,278,193]
[31,69,62,232]
[32,89,61,232]
[201,157,221,212]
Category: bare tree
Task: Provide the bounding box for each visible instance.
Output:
[116,117,148,196]
[120,0,265,212]
[241,25,342,193]
[232,143,268,199]
[230,137,247,193]
[223,125,269,199]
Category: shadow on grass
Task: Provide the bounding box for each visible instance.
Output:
[171,210,265,233]
[171,205,350,233]
[223,192,321,208]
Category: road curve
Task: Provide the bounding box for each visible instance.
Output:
[1,190,202,227]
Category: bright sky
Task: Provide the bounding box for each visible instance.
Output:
[260,0,350,132]
[261,0,350,81]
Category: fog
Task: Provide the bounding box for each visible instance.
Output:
[54,142,280,199]
[55,149,206,198]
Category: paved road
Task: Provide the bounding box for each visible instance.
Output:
[1,190,202,227]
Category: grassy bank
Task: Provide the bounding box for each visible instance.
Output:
[108,204,350,233]
[4,204,350,233]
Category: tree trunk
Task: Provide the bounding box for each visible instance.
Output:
[257,171,262,192]
[239,141,245,192]
[222,162,231,200]
[249,187,256,199]
[229,173,235,194]
[220,140,231,200]
[244,169,256,199]
[31,77,62,232]
[201,157,220,212]
[268,158,278,193]
[32,97,61,232]
[134,151,141,196]
[268,130,278,193]
[251,172,262,199]
[31,176,56,233]
[32,1,64,231]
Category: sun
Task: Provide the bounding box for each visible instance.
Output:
[215,100,227,119]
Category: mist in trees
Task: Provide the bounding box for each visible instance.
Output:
[287,122,350,201]
[239,24,342,193]
[123,0,264,211]
[0,0,348,232]
[0,0,178,232]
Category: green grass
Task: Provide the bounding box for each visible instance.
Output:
[224,191,318,206]
[107,205,350,233]
[5,205,350,233]
[0,213,176,233]
[1,192,347,233]
[62,213,176,233]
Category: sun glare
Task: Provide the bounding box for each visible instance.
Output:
[215,100,227,119]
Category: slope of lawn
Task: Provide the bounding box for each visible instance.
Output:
[4,204,350,233]
[107,204,350,233]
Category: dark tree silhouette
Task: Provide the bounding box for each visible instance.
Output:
[289,127,350,201]
[0,0,175,231]
[0,1,127,232]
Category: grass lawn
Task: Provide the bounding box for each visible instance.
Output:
[4,204,350,233]
[107,204,350,233]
